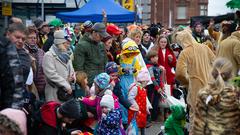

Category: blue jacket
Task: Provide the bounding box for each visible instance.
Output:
[97,109,122,135]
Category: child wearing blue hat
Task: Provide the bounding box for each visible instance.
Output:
[80,73,120,120]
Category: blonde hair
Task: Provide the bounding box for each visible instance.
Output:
[76,71,88,89]
[209,57,233,91]
[128,28,143,40]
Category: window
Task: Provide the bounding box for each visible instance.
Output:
[200,5,207,16]
[177,6,187,19]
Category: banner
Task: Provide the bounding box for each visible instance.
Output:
[122,0,135,11]
[2,1,12,16]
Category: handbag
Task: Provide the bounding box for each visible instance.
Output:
[57,87,73,101]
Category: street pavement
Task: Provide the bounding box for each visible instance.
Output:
[142,122,163,135]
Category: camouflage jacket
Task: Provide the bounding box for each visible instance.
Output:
[0,36,25,109]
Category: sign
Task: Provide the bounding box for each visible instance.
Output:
[122,0,135,11]
[2,1,12,16]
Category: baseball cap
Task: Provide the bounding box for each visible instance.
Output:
[106,24,122,36]
[92,23,110,38]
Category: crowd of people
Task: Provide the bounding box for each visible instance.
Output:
[1,10,240,135]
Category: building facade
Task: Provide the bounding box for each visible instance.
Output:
[150,0,208,27]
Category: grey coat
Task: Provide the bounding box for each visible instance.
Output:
[42,47,74,102]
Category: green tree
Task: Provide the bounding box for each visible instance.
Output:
[226,0,240,9]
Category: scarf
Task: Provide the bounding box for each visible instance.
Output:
[52,44,71,64]
[25,43,38,53]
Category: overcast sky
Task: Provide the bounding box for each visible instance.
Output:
[208,0,234,16]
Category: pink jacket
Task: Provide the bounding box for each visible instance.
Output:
[82,93,120,120]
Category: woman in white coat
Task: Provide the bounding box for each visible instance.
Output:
[42,30,75,102]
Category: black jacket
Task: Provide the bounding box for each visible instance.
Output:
[43,31,54,52]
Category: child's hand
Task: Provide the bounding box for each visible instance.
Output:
[129,104,139,112]
[71,130,82,135]
[87,112,94,118]
[102,113,107,118]
[159,66,165,71]
[168,55,173,62]
[78,97,84,101]
[158,88,163,93]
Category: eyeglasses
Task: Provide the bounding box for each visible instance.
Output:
[124,46,139,51]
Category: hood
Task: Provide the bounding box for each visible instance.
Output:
[170,105,185,120]
[231,31,240,40]
[40,101,61,128]
[175,29,198,48]
[0,108,27,135]
[120,40,140,57]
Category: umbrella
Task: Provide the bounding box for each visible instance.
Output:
[226,0,240,9]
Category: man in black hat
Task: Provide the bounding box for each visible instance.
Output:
[33,19,50,49]
[73,23,109,86]
[38,99,83,135]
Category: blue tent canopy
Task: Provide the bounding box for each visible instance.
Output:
[56,0,136,23]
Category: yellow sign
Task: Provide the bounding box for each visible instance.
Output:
[122,0,135,11]
[2,1,12,16]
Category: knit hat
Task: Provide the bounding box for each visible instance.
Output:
[59,99,82,119]
[83,20,93,29]
[92,23,110,38]
[105,62,118,74]
[54,30,68,45]
[136,68,150,82]
[48,18,63,28]
[33,19,47,29]
[100,90,114,110]
[106,24,122,36]
[94,73,110,90]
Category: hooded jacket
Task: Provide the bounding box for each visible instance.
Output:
[217,31,240,76]
[119,40,141,76]
[73,33,108,86]
[38,101,62,135]
[175,30,215,110]
[164,105,185,135]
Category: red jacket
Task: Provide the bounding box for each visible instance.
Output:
[158,48,176,86]
[40,101,60,128]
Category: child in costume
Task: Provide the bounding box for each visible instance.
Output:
[128,68,152,135]
[105,62,134,110]
[97,90,124,135]
[164,105,186,135]
[118,40,141,126]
